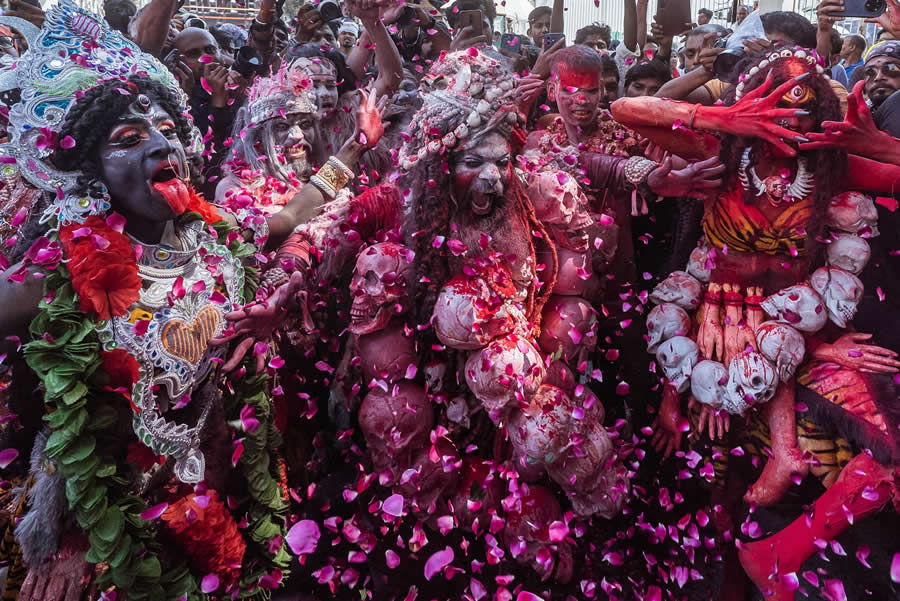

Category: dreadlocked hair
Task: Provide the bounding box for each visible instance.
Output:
[400,144,557,336]
[719,47,846,261]
[53,77,193,184]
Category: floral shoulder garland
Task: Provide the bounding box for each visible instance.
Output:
[21,194,288,601]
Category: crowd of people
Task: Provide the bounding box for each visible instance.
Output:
[0,0,900,599]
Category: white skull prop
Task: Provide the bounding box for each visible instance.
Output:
[686,244,714,283]
[827,191,879,237]
[357,322,418,384]
[465,335,545,414]
[423,360,448,393]
[528,170,593,253]
[761,283,827,333]
[722,351,778,415]
[650,271,703,311]
[433,275,513,350]
[646,303,691,354]
[690,360,727,409]
[538,296,598,362]
[349,242,415,335]
[551,247,592,296]
[755,321,805,383]
[809,267,863,329]
[358,382,433,480]
[504,485,572,583]
[655,336,699,393]
[826,234,871,275]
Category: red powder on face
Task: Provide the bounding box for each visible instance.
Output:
[152,179,190,215]
[556,63,601,91]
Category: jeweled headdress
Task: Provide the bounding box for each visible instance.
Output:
[247,60,316,125]
[398,49,522,172]
[0,0,187,224]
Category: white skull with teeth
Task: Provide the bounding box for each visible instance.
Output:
[655,336,699,393]
[826,234,870,275]
[686,244,713,283]
[827,191,879,237]
[349,242,415,335]
[690,360,727,409]
[761,283,827,333]
[723,351,778,415]
[646,303,691,354]
[650,271,703,311]
[809,267,864,329]
[755,321,806,383]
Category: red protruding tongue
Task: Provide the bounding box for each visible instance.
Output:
[152,179,190,215]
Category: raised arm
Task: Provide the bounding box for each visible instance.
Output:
[614,72,814,159]
[345,0,403,98]
[551,0,564,33]
[130,0,178,57]
[624,0,638,52]
[247,0,278,67]
[847,154,900,195]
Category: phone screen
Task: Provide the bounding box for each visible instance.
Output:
[458,10,484,38]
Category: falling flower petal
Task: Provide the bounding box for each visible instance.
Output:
[0,448,18,468]
[515,593,545,601]
[60,136,76,149]
[200,573,219,593]
[386,549,401,569]
[424,547,454,581]
[892,553,900,582]
[823,579,846,601]
[140,502,168,520]
[286,519,321,555]
[383,493,405,517]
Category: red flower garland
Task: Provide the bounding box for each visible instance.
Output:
[161,490,247,590]
[185,186,223,226]
[59,216,141,321]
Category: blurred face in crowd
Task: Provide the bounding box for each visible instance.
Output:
[683,33,716,72]
[310,24,338,49]
[626,77,664,98]
[550,63,604,131]
[864,56,900,107]
[338,30,357,50]
[736,6,749,24]
[698,11,711,26]
[529,13,551,46]
[301,59,341,116]
[579,34,607,53]
[174,27,221,76]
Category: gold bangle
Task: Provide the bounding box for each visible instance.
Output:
[316,156,354,194]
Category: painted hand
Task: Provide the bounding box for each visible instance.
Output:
[354,87,388,150]
[647,155,725,198]
[815,332,900,373]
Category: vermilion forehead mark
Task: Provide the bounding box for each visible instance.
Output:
[556,63,601,91]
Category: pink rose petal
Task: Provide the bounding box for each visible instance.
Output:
[892,552,900,583]
[286,519,321,555]
[200,573,219,593]
[0,448,18,468]
[140,502,168,520]
[382,493,405,517]
[424,546,454,581]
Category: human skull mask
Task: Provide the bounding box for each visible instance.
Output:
[686,244,714,283]
[655,336,699,393]
[465,335,545,414]
[690,360,727,409]
[761,283,827,333]
[809,267,863,329]
[646,303,691,354]
[356,322,418,384]
[826,234,871,275]
[538,296,598,362]
[433,276,513,350]
[827,191,879,237]
[349,242,415,335]
[528,170,593,253]
[650,271,703,311]
[358,382,433,479]
[755,321,805,383]
[723,351,778,415]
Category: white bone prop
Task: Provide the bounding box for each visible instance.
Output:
[646,302,691,354]
[761,283,828,333]
[826,233,870,275]
[722,351,778,415]
[755,321,806,383]
[650,271,703,311]
[655,336,699,393]
[690,360,728,409]
[809,266,864,329]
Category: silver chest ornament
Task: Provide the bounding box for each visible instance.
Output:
[98,222,244,483]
